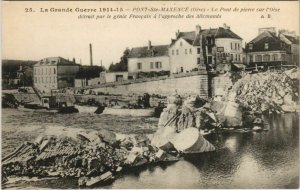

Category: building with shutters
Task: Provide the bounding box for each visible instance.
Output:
[169,24,243,74]
[33,57,79,93]
[245,27,299,68]
[127,41,170,79]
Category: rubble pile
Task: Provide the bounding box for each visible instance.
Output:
[2,126,179,187]
[230,69,299,113]
[158,94,219,132]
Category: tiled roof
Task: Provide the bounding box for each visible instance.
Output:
[245,31,288,52]
[171,27,242,47]
[128,45,169,58]
[35,57,79,66]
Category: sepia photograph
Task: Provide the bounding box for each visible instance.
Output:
[1,1,299,189]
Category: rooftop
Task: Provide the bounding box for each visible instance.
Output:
[35,57,79,66]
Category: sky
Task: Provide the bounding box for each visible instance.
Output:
[2,1,299,69]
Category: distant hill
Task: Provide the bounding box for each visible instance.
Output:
[2,60,37,76]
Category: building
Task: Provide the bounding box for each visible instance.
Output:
[33,57,79,93]
[245,27,299,68]
[103,71,129,83]
[278,30,299,66]
[128,41,170,79]
[169,24,243,74]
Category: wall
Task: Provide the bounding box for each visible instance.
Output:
[57,65,80,89]
[128,56,170,74]
[215,38,243,63]
[169,38,202,74]
[211,74,233,97]
[246,50,288,64]
[93,74,209,97]
[105,72,129,83]
[33,65,58,93]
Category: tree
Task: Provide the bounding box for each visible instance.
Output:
[109,48,130,72]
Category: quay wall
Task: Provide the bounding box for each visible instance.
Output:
[92,74,209,97]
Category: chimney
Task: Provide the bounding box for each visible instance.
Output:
[89,43,93,66]
[196,25,201,34]
[148,40,152,50]
[176,29,180,37]
[72,58,75,63]
[223,23,230,30]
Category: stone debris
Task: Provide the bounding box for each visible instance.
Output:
[2,126,180,187]
[229,69,299,114]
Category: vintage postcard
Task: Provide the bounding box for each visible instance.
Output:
[1,1,299,189]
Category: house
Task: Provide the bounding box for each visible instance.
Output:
[245,27,298,68]
[33,57,80,93]
[278,30,299,66]
[128,41,170,79]
[169,24,243,74]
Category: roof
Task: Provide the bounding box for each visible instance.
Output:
[35,57,79,66]
[282,34,299,44]
[245,31,288,52]
[171,27,242,47]
[128,45,169,58]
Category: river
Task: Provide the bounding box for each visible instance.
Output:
[2,108,299,189]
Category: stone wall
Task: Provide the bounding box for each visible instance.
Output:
[93,74,209,97]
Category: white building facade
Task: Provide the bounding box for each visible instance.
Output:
[33,57,79,93]
[128,41,170,78]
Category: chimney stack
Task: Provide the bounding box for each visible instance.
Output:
[148,40,152,50]
[196,25,201,34]
[73,58,75,63]
[89,43,93,66]
[223,23,230,30]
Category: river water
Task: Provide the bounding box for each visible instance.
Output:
[2,109,299,189]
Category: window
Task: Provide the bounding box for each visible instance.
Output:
[197,48,201,54]
[235,54,237,61]
[176,49,179,55]
[53,68,56,74]
[230,54,233,60]
[263,54,270,61]
[231,43,233,50]
[238,43,240,50]
[238,54,241,61]
[49,68,51,74]
[42,68,43,75]
[180,42,183,46]
[160,62,162,68]
[281,54,286,61]
[235,43,237,50]
[150,62,154,69]
[172,50,174,55]
[137,62,142,70]
[272,54,278,61]
[249,55,253,62]
[197,57,201,64]
[256,55,262,62]
[185,49,187,54]
[34,77,37,83]
[189,48,192,54]
[249,44,253,50]
[155,62,159,69]
[264,42,269,50]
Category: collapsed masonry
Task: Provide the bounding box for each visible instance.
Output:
[2,123,215,187]
[230,68,299,114]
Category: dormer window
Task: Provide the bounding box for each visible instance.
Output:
[249,44,253,50]
[264,42,269,50]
